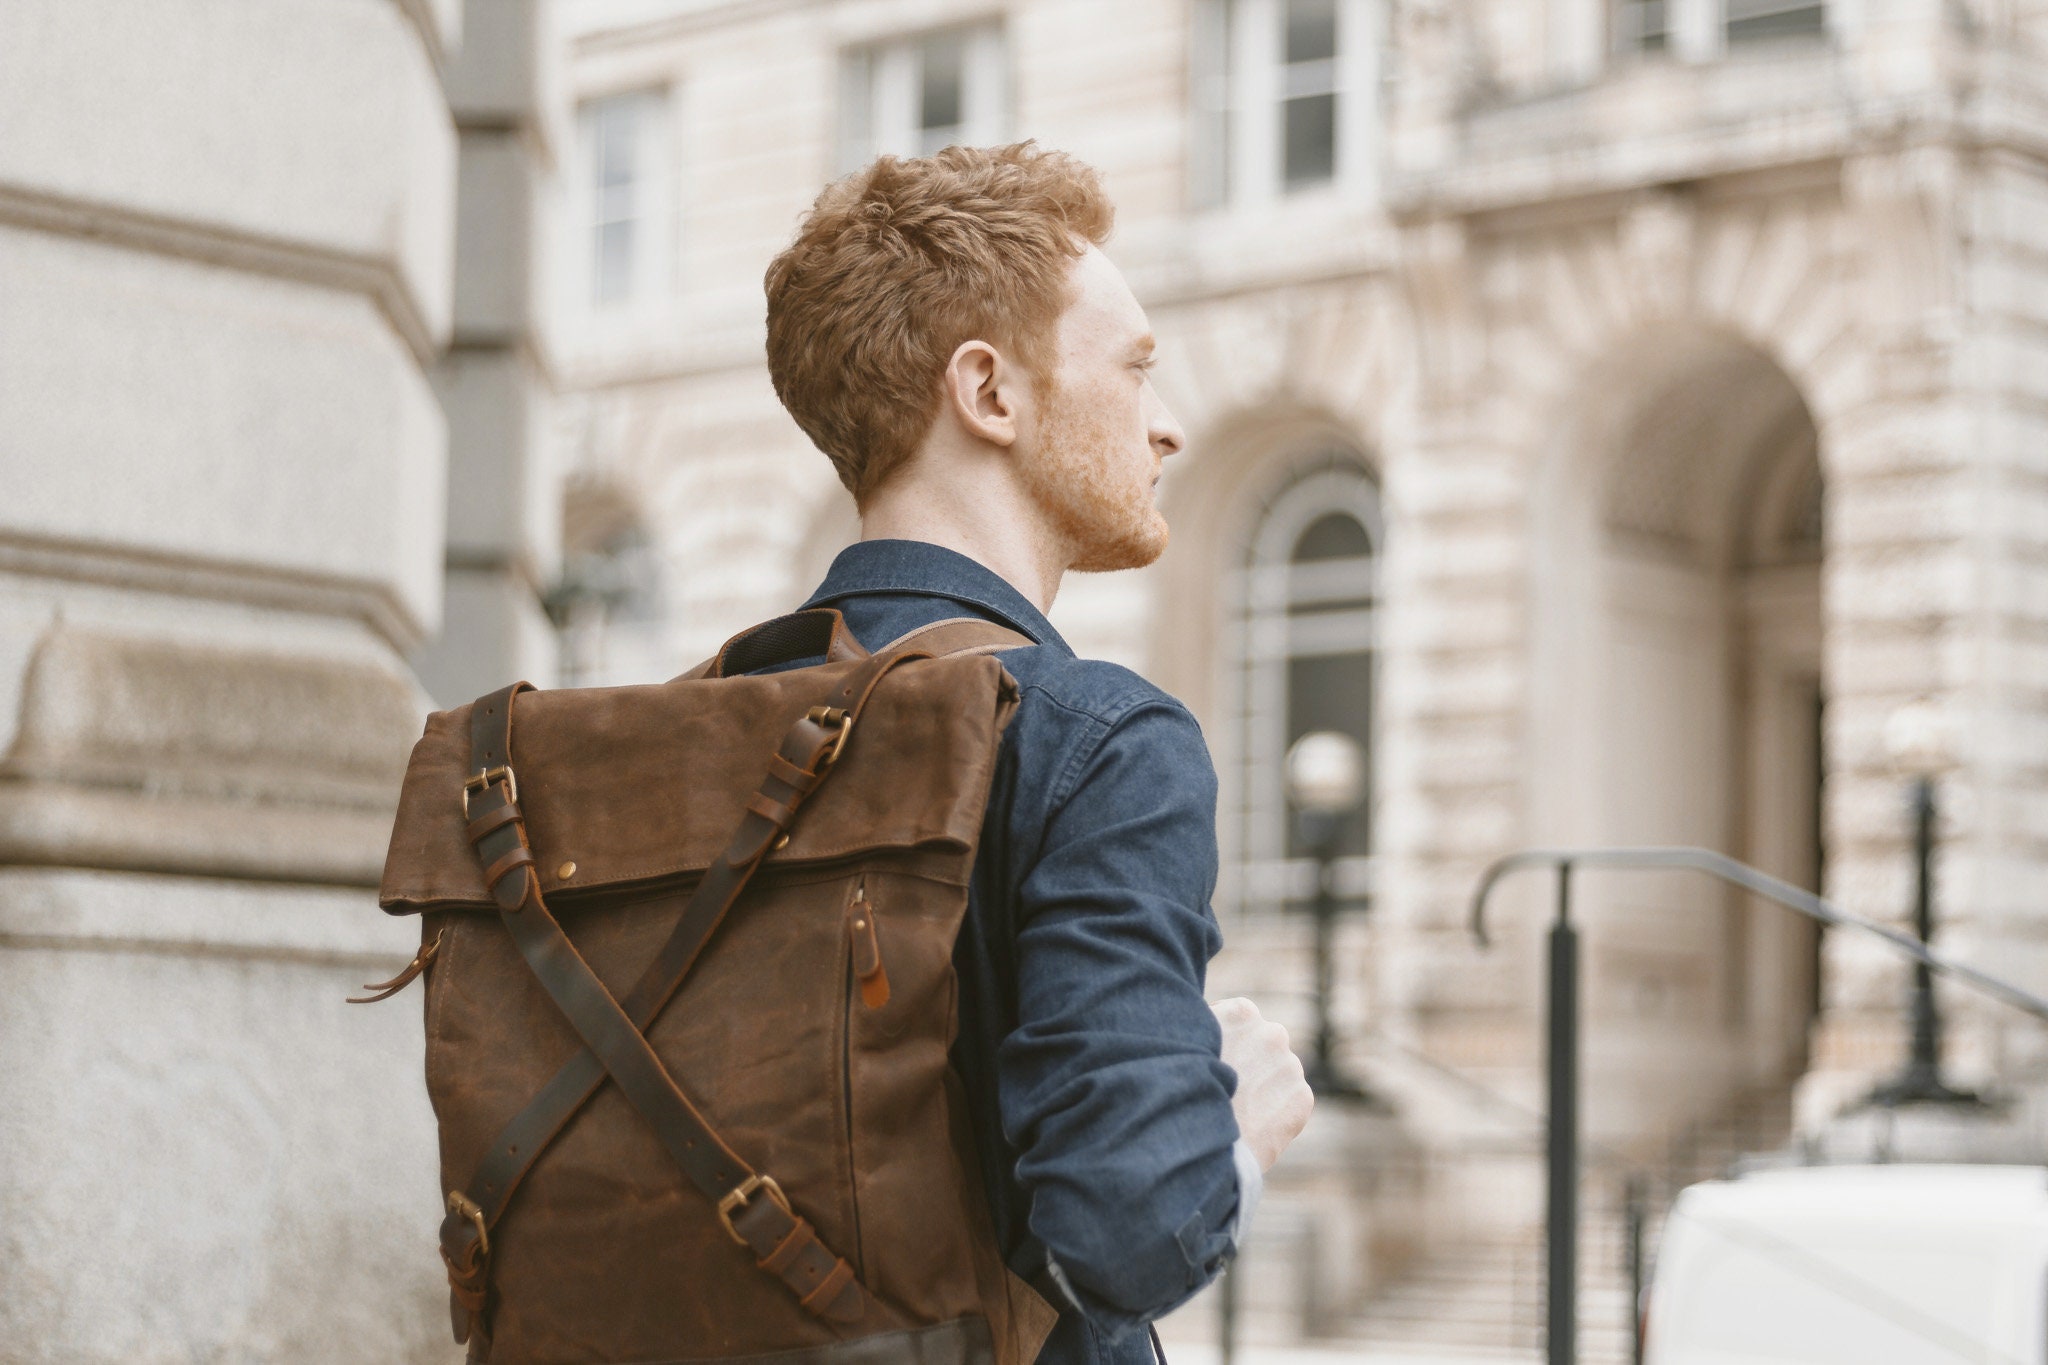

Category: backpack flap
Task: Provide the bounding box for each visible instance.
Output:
[377,653,1017,914]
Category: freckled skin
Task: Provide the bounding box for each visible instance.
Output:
[858,243,1187,612]
[1019,247,1181,573]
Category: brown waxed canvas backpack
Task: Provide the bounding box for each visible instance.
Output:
[363,609,1059,1364]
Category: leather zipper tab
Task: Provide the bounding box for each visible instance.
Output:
[847,885,890,1010]
[349,928,445,1004]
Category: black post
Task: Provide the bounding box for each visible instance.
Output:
[1295,811,1379,1104]
[1905,776,1941,1085]
[1311,837,1338,1085]
[1624,1175,1646,1365]
[1868,775,1981,1108]
[1547,861,1578,1365]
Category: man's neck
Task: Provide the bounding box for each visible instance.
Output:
[858,476,1069,614]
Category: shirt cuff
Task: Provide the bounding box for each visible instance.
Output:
[1229,1138,1264,1245]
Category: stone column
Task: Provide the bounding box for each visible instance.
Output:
[412,0,561,707]
[0,1,463,1358]
[1802,137,2048,1153]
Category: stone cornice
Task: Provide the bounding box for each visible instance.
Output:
[1388,52,2048,226]
[0,530,427,655]
[0,181,445,368]
[571,0,818,54]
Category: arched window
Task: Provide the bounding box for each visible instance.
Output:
[1223,456,1381,915]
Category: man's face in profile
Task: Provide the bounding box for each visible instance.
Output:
[1018,245,1186,573]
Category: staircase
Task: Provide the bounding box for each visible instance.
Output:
[1334,1083,1797,1362]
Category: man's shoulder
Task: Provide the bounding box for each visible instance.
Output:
[999,646,1199,735]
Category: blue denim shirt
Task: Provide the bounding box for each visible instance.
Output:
[793,540,1248,1364]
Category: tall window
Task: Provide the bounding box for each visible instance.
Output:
[1223,458,1381,914]
[838,25,1007,171]
[576,89,673,310]
[1613,0,1824,57]
[1723,0,1824,42]
[1613,0,1672,52]
[1191,0,1381,209]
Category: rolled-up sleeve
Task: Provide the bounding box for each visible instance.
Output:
[998,694,1242,1341]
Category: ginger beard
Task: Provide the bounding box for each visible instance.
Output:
[1017,374,1168,573]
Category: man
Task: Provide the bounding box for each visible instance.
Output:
[762,143,1315,1363]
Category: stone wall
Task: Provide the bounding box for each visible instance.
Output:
[0,0,544,1357]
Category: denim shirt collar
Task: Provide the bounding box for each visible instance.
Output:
[801,539,1074,656]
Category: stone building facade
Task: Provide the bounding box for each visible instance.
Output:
[554,0,2048,1350]
[1,1,554,1359]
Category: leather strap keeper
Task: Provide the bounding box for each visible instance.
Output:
[465,803,523,842]
[732,1195,866,1324]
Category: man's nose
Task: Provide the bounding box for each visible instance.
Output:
[1149,392,1186,461]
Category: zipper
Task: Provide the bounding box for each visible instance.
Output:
[841,877,869,1276]
[847,881,891,1010]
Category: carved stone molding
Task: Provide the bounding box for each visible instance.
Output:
[1396,217,1485,409]
[0,626,418,886]
[1618,187,1699,321]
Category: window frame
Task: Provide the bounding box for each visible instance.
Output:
[1611,0,1836,61]
[570,85,678,320]
[1219,455,1383,920]
[837,22,1008,174]
[1191,0,1383,211]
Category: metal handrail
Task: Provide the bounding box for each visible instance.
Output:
[1468,844,2048,1365]
[1470,845,2048,1024]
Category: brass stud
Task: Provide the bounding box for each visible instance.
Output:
[557,861,577,880]
[773,834,790,851]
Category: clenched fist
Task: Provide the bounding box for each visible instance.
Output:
[1211,997,1314,1171]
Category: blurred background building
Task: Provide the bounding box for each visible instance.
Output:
[549,0,2048,1357]
[5,0,2048,1360]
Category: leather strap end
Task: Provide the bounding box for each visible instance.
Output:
[724,815,778,868]
[483,851,535,909]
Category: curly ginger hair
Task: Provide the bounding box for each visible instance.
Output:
[764,142,1115,505]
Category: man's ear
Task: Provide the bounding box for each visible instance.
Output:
[942,340,1021,449]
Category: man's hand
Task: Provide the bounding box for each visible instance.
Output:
[1211,997,1313,1171]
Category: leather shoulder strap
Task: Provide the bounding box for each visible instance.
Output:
[677,607,868,681]
[877,616,1034,658]
[679,612,1027,681]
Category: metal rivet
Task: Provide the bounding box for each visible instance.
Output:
[853,918,867,931]
[773,834,790,851]
[557,861,577,879]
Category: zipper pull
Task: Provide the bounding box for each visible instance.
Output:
[348,928,445,1004]
[847,885,890,1010]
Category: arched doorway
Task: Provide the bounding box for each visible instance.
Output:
[1535,327,1825,1146]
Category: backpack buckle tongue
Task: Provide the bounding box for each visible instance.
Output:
[804,707,854,766]
[461,764,518,815]
[717,1174,792,1246]
[446,1189,490,1257]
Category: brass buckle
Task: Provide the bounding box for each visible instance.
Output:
[447,1190,490,1257]
[805,707,854,767]
[716,1173,792,1246]
[461,764,517,816]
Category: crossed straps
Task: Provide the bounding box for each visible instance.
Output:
[442,648,926,1350]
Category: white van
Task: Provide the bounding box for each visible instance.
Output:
[1644,1164,2048,1365]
